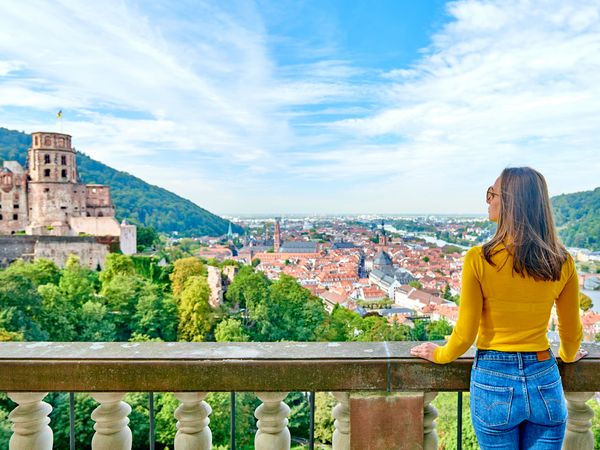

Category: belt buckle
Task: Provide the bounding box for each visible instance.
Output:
[536,350,550,361]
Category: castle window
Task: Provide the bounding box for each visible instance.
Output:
[61,169,67,178]
[44,188,50,193]
[44,136,51,146]
[44,154,50,164]
[44,169,50,177]
[13,204,18,209]
[12,214,17,220]
[61,155,67,165]
[34,136,39,146]
[0,214,2,220]
[60,206,67,210]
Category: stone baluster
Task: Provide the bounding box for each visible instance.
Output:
[7,392,53,450]
[174,392,212,450]
[90,393,132,450]
[423,392,439,450]
[563,392,594,450]
[331,392,350,450]
[254,392,290,450]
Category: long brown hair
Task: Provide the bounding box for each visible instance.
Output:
[482,167,568,281]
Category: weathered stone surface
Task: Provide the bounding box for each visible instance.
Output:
[350,392,423,450]
[0,342,597,392]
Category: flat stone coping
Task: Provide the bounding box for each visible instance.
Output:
[0,342,597,393]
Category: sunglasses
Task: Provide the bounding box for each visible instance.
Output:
[486,187,500,203]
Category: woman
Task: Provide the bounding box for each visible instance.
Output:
[410,167,586,449]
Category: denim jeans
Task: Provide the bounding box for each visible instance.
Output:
[470,349,568,449]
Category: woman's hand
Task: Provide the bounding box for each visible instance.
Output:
[410,342,439,363]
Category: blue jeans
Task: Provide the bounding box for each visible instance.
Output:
[470,349,568,449]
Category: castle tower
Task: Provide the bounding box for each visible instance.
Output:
[27,132,86,234]
[274,219,281,252]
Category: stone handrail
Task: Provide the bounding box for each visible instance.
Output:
[0,341,598,449]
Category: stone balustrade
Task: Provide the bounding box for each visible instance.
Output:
[0,341,598,449]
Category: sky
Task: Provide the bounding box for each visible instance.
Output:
[0,0,599,215]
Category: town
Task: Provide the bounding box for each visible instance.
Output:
[194,215,600,343]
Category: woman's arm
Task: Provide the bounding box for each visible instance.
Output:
[555,257,583,363]
[411,247,484,364]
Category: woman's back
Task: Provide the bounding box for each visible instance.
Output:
[473,244,580,356]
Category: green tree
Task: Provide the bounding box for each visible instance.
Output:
[427,318,454,341]
[78,301,116,341]
[422,256,430,263]
[37,284,77,341]
[59,255,96,306]
[251,274,327,341]
[170,257,205,300]
[225,266,270,310]
[215,318,249,342]
[0,272,46,340]
[442,284,452,300]
[314,392,337,444]
[408,280,423,290]
[2,258,60,286]
[99,253,136,286]
[178,276,213,341]
[132,285,178,341]
[101,274,145,340]
[137,225,160,250]
[433,392,478,449]
[325,305,362,341]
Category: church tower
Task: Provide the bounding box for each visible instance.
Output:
[274,219,281,252]
[27,132,86,234]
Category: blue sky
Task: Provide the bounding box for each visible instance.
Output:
[0,0,599,215]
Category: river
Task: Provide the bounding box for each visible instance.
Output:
[584,289,600,314]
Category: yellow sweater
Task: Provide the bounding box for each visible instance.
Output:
[433,245,582,364]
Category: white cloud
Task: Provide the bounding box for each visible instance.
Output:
[0,0,599,214]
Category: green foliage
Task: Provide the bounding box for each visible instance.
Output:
[225,266,270,309]
[132,286,178,341]
[0,271,47,340]
[251,274,327,341]
[215,318,249,342]
[433,392,478,449]
[408,280,423,289]
[170,257,205,300]
[101,274,145,340]
[1,259,60,286]
[59,255,96,306]
[78,301,117,341]
[0,127,240,237]
[552,187,600,250]
[314,392,337,444]
[427,318,454,340]
[99,253,136,286]
[178,275,213,341]
[137,225,160,250]
[38,284,77,341]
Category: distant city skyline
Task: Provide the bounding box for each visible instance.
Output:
[1,1,599,215]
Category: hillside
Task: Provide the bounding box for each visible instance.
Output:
[0,127,240,236]
[552,187,600,251]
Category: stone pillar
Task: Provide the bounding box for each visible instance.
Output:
[332,392,350,450]
[174,392,212,450]
[90,393,132,450]
[423,392,439,450]
[254,392,290,450]
[7,392,52,450]
[563,392,594,450]
[349,392,424,450]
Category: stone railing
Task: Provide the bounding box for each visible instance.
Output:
[0,341,597,449]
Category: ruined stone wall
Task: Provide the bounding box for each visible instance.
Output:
[28,183,86,231]
[28,132,76,184]
[0,165,28,234]
[119,223,137,255]
[85,185,115,217]
[207,266,224,308]
[0,235,109,269]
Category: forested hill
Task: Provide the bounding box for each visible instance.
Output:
[552,187,600,251]
[0,127,240,236]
